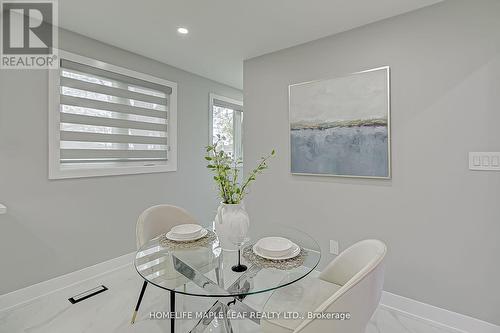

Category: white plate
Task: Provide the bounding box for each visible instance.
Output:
[170,224,203,238]
[253,243,301,260]
[255,237,294,257]
[166,228,208,242]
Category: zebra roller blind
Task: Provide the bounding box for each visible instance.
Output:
[58,59,171,165]
[212,97,243,112]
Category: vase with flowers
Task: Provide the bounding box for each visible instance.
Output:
[206,136,275,260]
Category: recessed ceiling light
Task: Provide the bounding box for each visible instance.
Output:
[177,27,189,35]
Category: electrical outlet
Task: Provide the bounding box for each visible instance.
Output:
[330,240,339,255]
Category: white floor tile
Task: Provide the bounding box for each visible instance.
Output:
[0,264,459,333]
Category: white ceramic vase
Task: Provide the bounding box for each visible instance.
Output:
[214,202,250,251]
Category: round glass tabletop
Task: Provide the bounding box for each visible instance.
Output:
[134,223,321,298]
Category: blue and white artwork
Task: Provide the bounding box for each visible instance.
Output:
[290,67,390,178]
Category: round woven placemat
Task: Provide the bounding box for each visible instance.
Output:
[241,243,306,270]
[159,229,217,249]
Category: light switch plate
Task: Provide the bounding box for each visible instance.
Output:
[330,240,339,255]
[0,204,6,215]
[469,152,500,171]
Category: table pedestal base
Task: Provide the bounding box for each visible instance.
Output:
[172,255,261,333]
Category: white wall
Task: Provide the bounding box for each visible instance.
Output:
[0,29,241,294]
[243,0,500,325]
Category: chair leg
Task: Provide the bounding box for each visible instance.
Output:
[170,291,176,333]
[131,281,148,324]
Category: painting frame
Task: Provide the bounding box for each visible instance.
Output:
[288,66,391,179]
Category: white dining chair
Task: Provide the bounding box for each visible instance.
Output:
[131,204,197,325]
[260,239,387,333]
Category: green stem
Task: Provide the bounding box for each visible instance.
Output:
[207,139,274,204]
[238,155,269,202]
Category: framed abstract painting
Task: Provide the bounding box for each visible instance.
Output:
[289,66,391,179]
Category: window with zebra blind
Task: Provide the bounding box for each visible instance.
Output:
[209,93,243,161]
[48,51,177,179]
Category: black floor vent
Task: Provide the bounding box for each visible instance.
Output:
[68,285,108,304]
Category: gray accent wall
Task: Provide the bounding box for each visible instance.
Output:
[0,29,241,294]
[243,0,500,324]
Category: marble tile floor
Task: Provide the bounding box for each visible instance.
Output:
[0,264,461,333]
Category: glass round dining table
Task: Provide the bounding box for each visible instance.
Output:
[134,223,321,333]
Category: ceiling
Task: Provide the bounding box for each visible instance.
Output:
[59,0,442,89]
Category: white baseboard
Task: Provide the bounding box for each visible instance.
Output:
[0,252,135,312]
[1,253,498,333]
[380,292,500,333]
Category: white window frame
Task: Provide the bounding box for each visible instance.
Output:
[209,93,243,160]
[48,50,177,179]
